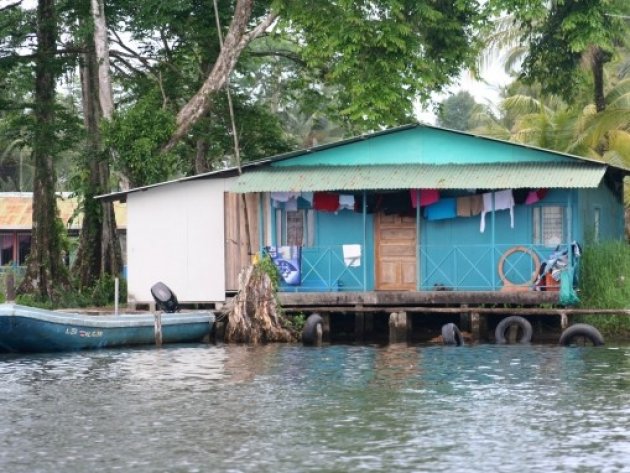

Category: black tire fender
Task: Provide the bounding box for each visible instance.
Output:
[559,323,604,346]
[495,316,533,344]
[441,323,464,346]
[302,313,323,346]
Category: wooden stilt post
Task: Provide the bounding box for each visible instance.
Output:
[560,311,569,330]
[470,311,480,341]
[460,304,470,332]
[355,312,365,343]
[154,311,163,347]
[389,311,408,344]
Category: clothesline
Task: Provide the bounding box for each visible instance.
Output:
[270,188,550,231]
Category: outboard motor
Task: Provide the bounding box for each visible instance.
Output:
[150,282,180,313]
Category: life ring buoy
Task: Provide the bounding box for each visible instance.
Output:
[559,323,604,346]
[302,313,323,346]
[498,246,541,290]
[441,323,465,346]
[495,316,533,344]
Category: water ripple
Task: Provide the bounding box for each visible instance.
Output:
[1,343,630,472]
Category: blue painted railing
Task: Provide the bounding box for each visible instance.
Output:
[276,245,365,292]
[419,244,563,291]
[272,243,570,292]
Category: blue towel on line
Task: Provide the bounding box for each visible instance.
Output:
[423,198,457,221]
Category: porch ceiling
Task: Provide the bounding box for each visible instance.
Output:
[232,163,606,192]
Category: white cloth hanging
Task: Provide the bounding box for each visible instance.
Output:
[480,190,514,232]
[338,194,355,210]
[301,192,314,205]
[342,244,361,267]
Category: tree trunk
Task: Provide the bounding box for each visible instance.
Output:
[73,2,122,289]
[591,46,610,113]
[163,1,277,152]
[195,137,210,173]
[93,0,122,280]
[91,0,114,119]
[18,0,70,299]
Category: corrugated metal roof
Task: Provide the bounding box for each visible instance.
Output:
[232,163,606,192]
[0,194,126,230]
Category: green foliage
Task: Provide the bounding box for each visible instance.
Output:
[277,0,487,130]
[15,274,127,310]
[103,92,180,187]
[284,311,306,334]
[256,254,281,292]
[437,91,482,131]
[490,0,627,102]
[89,274,127,307]
[579,241,630,310]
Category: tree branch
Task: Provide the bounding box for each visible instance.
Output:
[0,1,21,12]
[246,49,305,66]
[163,1,278,152]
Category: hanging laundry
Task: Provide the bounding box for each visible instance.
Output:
[480,190,514,232]
[525,188,549,205]
[470,194,483,216]
[513,189,529,205]
[270,192,299,203]
[342,244,362,267]
[338,194,355,211]
[424,198,457,220]
[313,192,340,212]
[300,192,314,206]
[525,190,539,205]
[285,197,298,211]
[410,189,439,208]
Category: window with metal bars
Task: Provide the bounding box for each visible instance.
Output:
[533,206,564,247]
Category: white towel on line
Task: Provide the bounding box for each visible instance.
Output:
[480,190,514,233]
[343,244,361,267]
[339,194,355,210]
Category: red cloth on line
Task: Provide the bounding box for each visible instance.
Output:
[313,192,340,212]
[410,189,439,208]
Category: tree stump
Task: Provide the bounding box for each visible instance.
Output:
[224,265,295,343]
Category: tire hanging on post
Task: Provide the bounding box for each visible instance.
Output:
[441,323,464,346]
[302,313,324,346]
[495,316,533,344]
[559,323,604,346]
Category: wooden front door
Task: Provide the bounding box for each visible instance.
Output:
[375,213,417,290]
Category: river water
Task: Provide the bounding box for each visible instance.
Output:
[1,343,629,473]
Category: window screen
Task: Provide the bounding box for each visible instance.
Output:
[533,206,564,246]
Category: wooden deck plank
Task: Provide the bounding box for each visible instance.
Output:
[278,290,560,307]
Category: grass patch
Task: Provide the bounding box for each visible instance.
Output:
[577,240,630,336]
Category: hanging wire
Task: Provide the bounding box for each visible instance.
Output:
[213,0,243,174]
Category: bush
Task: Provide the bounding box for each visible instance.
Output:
[577,241,630,336]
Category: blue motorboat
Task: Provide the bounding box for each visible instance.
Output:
[0,303,215,353]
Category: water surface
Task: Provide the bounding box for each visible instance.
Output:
[1,343,629,472]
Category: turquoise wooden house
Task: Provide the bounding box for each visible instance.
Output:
[234,124,628,298]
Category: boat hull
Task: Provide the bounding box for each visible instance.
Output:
[0,304,215,353]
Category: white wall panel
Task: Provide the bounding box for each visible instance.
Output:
[127,179,230,303]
